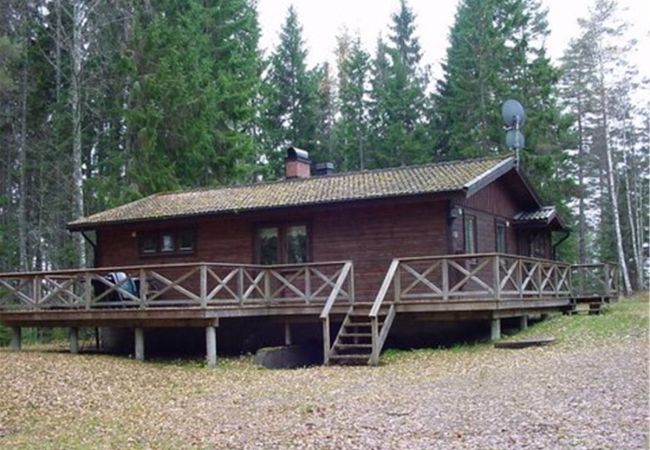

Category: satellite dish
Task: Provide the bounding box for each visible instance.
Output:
[505,129,525,149]
[501,99,526,127]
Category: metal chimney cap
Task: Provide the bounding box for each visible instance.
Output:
[286,147,310,162]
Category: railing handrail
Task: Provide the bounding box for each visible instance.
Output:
[394,252,572,267]
[369,258,400,318]
[319,262,353,320]
[0,260,352,278]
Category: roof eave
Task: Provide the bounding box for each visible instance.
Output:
[463,157,516,198]
[66,189,465,232]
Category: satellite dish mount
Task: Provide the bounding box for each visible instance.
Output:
[501,99,526,168]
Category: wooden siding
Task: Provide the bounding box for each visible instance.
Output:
[98,200,448,302]
[449,177,518,255]
[451,176,552,258]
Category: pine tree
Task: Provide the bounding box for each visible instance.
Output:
[368,0,431,168]
[260,6,322,177]
[125,0,261,194]
[335,34,370,171]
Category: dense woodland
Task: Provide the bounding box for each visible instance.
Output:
[0,0,647,293]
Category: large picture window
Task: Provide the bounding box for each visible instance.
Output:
[139,229,195,256]
[255,223,310,264]
[464,214,477,254]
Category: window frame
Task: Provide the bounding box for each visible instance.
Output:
[463,214,477,254]
[254,221,311,265]
[138,229,197,257]
[495,219,508,254]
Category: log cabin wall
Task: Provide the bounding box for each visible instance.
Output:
[97,199,449,302]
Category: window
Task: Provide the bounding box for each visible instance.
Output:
[286,225,308,263]
[178,230,195,252]
[495,220,507,253]
[255,223,310,264]
[464,215,477,254]
[161,233,175,252]
[257,227,279,265]
[141,235,157,255]
[139,229,195,256]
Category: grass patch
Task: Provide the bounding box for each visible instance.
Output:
[512,291,649,347]
[382,292,648,362]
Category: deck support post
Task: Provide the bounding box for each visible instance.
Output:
[10,327,21,351]
[134,327,145,361]
[206,326,217,368]
[69,327,80,354]
[284,321,292,346]
[490,318,501,341]
[519,315,528,331]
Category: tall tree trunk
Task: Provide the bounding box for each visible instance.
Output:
[17,36,29,271]
[72,1,86,268]
[622,121,642,289]
[597,56,631,294]
[576,90,587,263]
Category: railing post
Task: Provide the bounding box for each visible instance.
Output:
[393,265,401,303]
[603,264,611,298]
[237,267,245,305]
[348,264,355,304]
[442,259,449,301]
[32,276,41,310]
[518,259,523,299]
[304,267,311,304]
[553,264,559,298]
[84,272,92,310]
[322,317,330,365]
[264,270,271,304]
[139,268,148,308]
[493,255,501,301]
[370,316,380,365]
[200,265,207,308]
[537,262,543,298]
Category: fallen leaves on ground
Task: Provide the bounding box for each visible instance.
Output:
[0,295,648,449]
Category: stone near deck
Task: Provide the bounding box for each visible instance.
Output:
[254,345,322,369]
[494,336,555,349]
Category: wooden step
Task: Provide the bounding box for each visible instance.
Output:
[329,354,370,364]
[334,343,372,350]
[345,321,372,327]
[339,332,372,338]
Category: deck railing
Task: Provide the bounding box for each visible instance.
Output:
[368,253,576,364]
[0,261,354,311]
[373,253,573,305]
[570,263,619,299]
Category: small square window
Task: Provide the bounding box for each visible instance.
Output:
[160,233,175,252]
[141,235,157,254]
[178,230,195,252]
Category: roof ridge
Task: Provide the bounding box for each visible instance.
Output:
[154,153,514,197]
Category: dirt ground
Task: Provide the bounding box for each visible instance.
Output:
[0,294,648,449]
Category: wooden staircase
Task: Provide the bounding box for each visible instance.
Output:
[326,301,396,366]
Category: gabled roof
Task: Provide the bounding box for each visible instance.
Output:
[68,155,518,231]
[514,206,567,230]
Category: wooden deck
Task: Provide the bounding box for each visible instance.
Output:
[0,254,618,365]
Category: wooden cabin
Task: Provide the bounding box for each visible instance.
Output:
[0,149,618,366]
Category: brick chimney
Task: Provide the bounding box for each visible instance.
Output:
[285,147,311,179]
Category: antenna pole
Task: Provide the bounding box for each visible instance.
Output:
[515,117,520,170]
